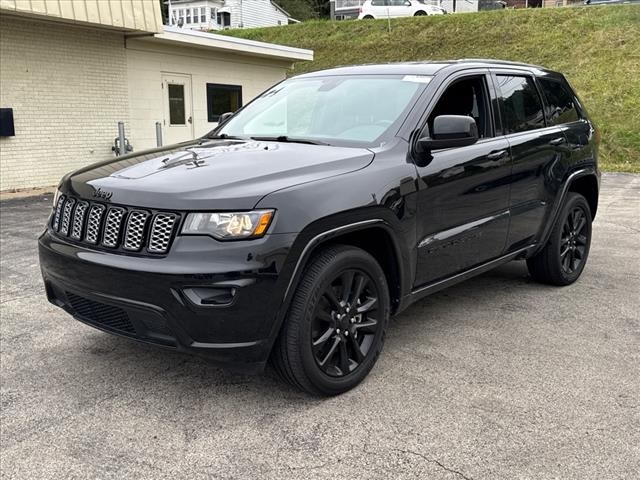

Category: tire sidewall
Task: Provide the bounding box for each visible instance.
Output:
[550,193,593,284]
[295,248,390,395]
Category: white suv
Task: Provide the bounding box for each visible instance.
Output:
[358,0,446,19]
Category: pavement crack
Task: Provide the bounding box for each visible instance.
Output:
[394,448,473,480]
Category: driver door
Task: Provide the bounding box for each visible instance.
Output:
[413,72,512,287]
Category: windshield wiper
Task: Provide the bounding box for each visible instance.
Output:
[250,136,330,146]
[206,133,247,140]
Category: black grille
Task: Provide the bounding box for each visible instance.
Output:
[51,196,179,255]
[66,292,136,334]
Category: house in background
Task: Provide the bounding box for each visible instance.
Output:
[0,0,312,191]
[167,0,296,30]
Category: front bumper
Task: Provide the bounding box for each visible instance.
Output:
[39,229,298,373]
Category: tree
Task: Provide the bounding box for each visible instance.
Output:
[275,0,330,20]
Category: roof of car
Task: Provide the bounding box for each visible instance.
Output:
[297,59,555,78]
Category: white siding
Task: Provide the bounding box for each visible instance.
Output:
[0,0,163,32]
[0,16,130,191]
[226,0,290,28]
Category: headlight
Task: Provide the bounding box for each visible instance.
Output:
[181,210,274,240]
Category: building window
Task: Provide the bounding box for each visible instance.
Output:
[207,84,242,122]
[168,84,186,125]
[201,8,207,22]
[194,7,199,23]
[186,8,192,23]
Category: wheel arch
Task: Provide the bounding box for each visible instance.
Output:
[265,217,409,359]
[285,220,405,314]
[568,174,599,219]
[534,168,599,257]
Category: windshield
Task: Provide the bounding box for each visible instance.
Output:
[213,75,429,147]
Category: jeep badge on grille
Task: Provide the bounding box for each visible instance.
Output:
[92,188,113,201]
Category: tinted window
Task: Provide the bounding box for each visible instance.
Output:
[428,75,491,139]
[496,75,545,134]
[207,84,242,123]
[538,77,580,125]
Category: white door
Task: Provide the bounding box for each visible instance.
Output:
[162,73,194,145]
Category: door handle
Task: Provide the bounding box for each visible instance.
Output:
[549,137,566,146]
[487,149,508,161]
[188,116,193,124]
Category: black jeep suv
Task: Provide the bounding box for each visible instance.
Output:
[39,60,600,395]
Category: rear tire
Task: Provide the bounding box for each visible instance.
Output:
[414,10,427,15]
[527,192,592,286]
[362,15,374,19]
[271,245,390,396]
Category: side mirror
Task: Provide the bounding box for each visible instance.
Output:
[218,112,234,125]
[416,115,479,154]
[404,0,412,5]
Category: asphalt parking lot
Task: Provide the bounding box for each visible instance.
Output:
[1,173,638,480]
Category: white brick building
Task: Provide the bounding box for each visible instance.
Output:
[0,1,312,191]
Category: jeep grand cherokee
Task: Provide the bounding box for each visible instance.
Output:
[39,60,600,395]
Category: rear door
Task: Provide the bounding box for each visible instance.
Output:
[388,0,408,17]
[490,70,568,251]
[162,73,194,145]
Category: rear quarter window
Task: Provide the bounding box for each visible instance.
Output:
[538,77,580,126]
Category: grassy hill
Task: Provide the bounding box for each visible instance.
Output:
[224,6,640,172]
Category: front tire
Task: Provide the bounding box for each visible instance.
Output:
[527,192,592,286]
[414,10,427,15]
[271,245,390,396]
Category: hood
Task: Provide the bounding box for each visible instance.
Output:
[64,140,374,210]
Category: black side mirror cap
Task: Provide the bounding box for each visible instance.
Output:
[416,115,479,153]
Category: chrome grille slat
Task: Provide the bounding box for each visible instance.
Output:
[123,210,150,251]
[52,195,66,231]
[59,197,76,236]
[70,201,89,240]
[85,204,105,244]
[51,196,177,255]
[102,207,125,248]
[148,213,177,253]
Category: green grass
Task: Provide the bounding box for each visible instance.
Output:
[224,6,640,172]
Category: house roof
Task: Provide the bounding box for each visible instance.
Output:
[149,26,313,62]
[270,1,293,18]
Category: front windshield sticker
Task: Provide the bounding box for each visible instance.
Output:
[402,75,432,84]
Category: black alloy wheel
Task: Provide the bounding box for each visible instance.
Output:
[527,192,593,286]
[311,269,380,377]
[560,205,589,274]
[271,245,390,396]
